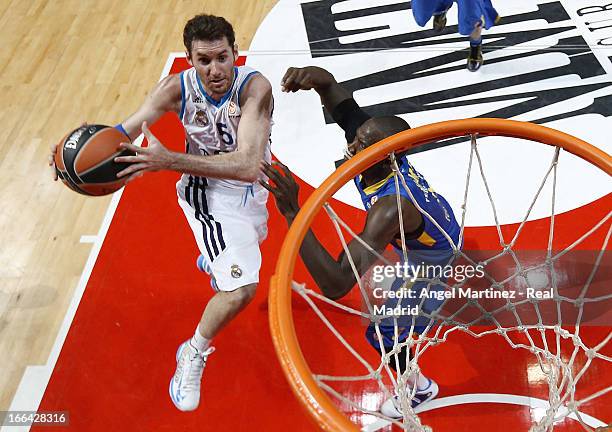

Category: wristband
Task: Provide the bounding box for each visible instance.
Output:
[114,123,131,141]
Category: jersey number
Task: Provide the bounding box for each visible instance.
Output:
[216,122,234,147]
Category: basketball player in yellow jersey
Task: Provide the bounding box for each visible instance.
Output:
[262,66,461,417]
[49,15,273,412]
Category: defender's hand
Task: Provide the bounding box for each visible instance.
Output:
[115,121,175,182]
[281,66,335,93]
[259,161,300,223]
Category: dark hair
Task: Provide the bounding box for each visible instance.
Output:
[371,116,411,139]
[365,116,412,162]
[183,14,235,54]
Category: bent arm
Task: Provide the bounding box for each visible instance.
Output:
[281,66,370,142]
[294,199,405,300]
[262,163,423,300]
[310,70,351,116]
[164,74,272,182]
[281,66,351,115]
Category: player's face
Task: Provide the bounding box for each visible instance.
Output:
[187,37,238,99]
[346,122,379,158]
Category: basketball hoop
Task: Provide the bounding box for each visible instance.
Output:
[269,119,611,431]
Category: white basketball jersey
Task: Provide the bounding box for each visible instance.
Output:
[176,66,272,196]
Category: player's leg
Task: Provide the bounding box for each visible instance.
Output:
[467,22,484,72]
[365,294,440,417]
[196,283,257,340]
[170,282,259,411]
[366,326,439,418]
[171,189,266,411]
[457,0,500,71]
[411,0,453,29]
[170,256,261,411]
[432,0,453,32]
[168,282,258,410]
[455,0,485,71]
[191,184,268,344]
[367,249,455,417]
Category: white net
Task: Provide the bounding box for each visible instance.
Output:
[289,133,611,431]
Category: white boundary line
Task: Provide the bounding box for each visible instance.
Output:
[2,52,182,432]
[361,393,609,431]
[78,235,97,244]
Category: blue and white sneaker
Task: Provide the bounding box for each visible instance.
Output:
[169,340,215,411]
[196,254,219,292]
[380,378,439,418]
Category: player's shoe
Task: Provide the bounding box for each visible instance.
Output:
[196,254,219,292]
[169,340,215,411]
[432,11,447,32]
[467,44,484,72]
[380,379,439,418]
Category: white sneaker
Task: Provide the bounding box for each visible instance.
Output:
[380,379,439,418]
[169,340,215,411]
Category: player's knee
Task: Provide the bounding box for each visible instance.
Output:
[228,283,257,308]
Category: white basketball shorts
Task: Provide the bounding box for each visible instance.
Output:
[177,178,268,292]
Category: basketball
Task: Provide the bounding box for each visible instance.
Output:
[54,124,135,196]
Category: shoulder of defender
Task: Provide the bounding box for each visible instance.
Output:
[367,196,403,228]
[368,194,419,229]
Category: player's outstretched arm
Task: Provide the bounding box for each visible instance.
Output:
[261,161,404,300]
[281,66,351,116]
[119,74,182,140]
[49,77,180,182]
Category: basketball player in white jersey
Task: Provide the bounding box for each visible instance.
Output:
[49,14,273,412]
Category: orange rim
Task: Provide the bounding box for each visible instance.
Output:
[268,118,612,431]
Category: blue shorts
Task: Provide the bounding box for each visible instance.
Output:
[365,249,455,350]
[411,0,499,35]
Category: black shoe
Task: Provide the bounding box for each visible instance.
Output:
[433,12,447,32]
[467,44,483,72]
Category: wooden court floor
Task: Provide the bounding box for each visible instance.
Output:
[0,0,275,411]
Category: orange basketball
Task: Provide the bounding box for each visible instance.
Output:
[54,125,135,196]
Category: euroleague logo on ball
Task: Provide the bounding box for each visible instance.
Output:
[56,125,133,197]
[65,127,86,150]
